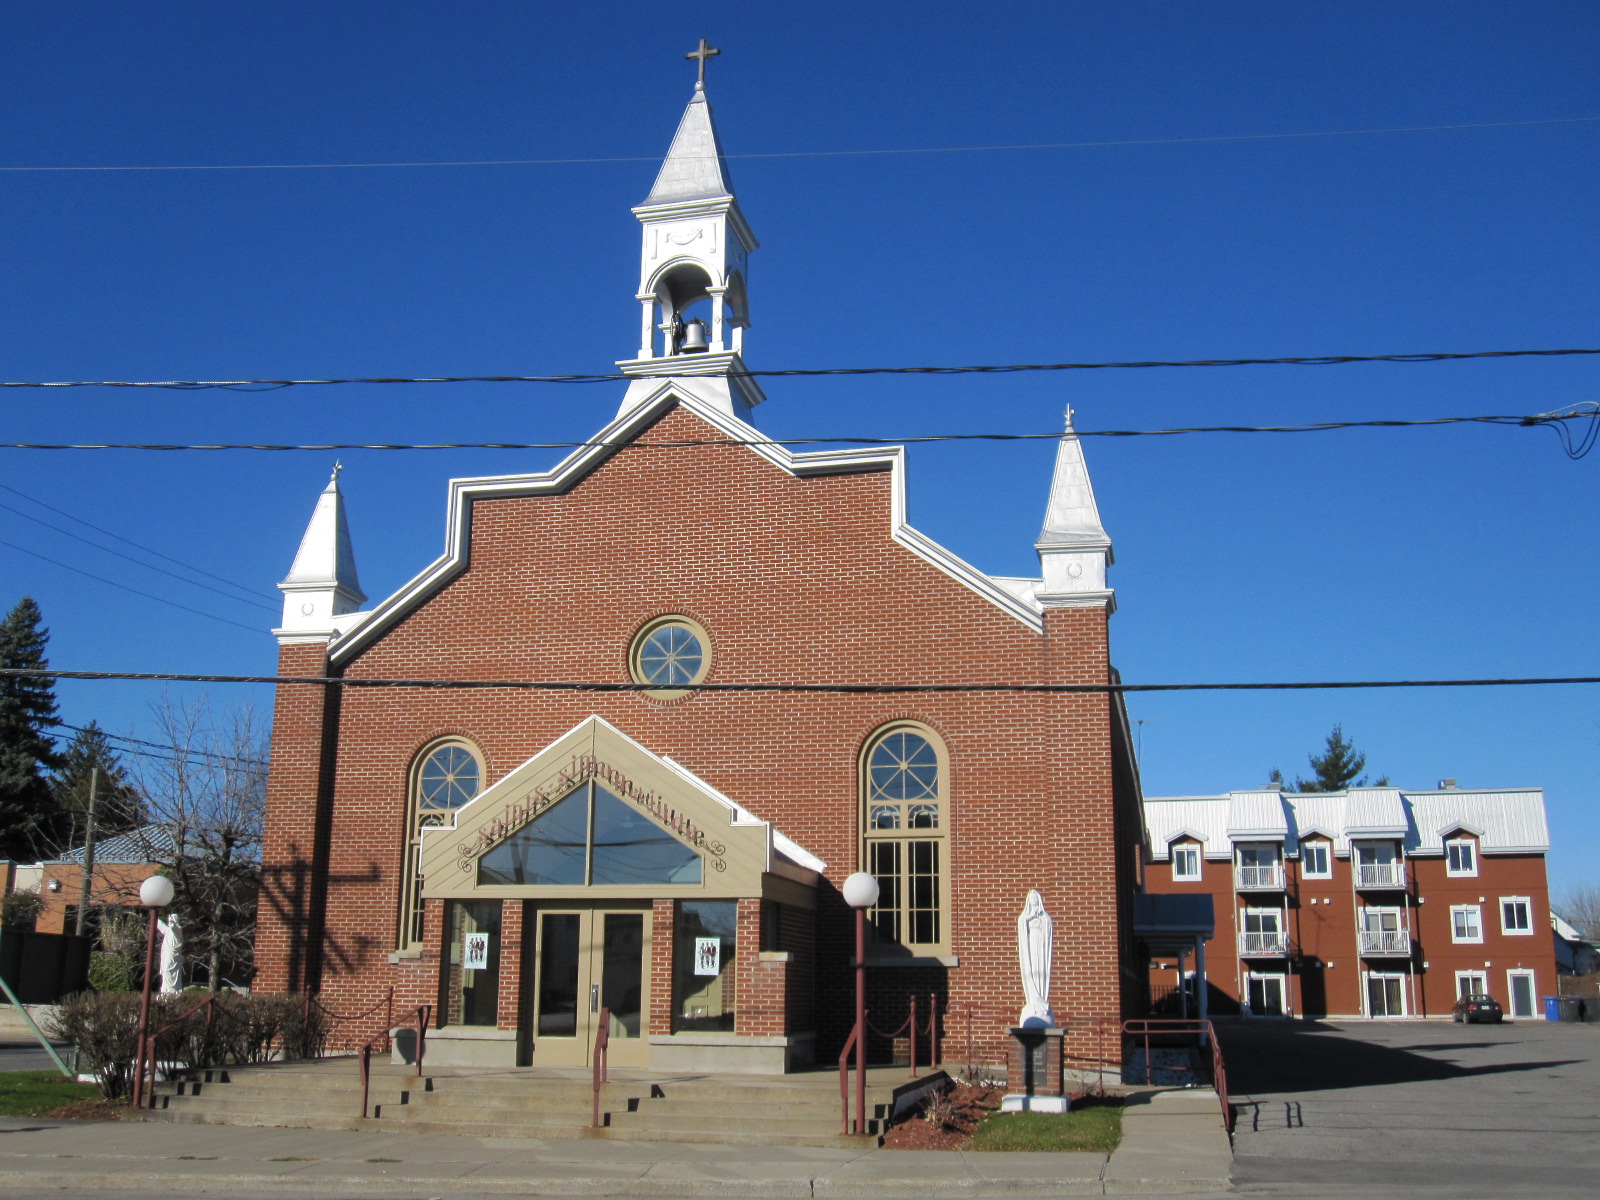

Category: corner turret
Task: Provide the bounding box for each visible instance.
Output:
[1035,409,1114,609]
[276,465,366,638]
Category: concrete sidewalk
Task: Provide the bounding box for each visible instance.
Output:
[0,1087,1232,1197]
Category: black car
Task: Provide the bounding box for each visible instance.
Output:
[1452,993,1504,1023]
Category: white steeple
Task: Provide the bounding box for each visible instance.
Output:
[1035,408,1114,608]
[616,46,764,422]
[277,465,366,635]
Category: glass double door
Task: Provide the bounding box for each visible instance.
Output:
[526,905,649,1067]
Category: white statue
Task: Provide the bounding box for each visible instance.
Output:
[1016,889,1055,1027]
[156,913,184,994]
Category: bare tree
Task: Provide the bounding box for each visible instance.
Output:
[131,692,269,990]
[1557,884,1600,943]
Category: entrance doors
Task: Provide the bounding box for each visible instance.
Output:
[1366,972,1406,1017]
[1506,970,1536,1019]
[527,905,649,1067]
[1246,973,1286,1016]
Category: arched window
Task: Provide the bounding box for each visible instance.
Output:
[861,725,949,953]
[399,739,482,949]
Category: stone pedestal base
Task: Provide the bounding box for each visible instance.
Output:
[1003,1024,1065,1108]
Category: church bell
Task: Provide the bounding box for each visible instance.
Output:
[680,318,710,353]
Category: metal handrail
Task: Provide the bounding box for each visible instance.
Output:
[1121,1018,1231,1136]
[357,1003,430,1119]
[837,1020,862,1135]
[591,1007,610,1128]
[1357,929,1411,955]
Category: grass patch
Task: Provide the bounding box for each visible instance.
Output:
[270,1156,312,1162]
[366,1157,400,1163]
[968,1097,1122,1153]
[0,1070,99,1118]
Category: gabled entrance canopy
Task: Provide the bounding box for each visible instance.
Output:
[420,716,822,906]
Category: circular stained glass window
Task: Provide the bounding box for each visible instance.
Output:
[417,743,480,813]
[630,617,711,696]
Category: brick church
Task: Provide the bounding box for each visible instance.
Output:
[256,69,1145,1076]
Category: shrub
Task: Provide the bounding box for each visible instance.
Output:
[1,890,43,930]
[47,992,142,1099]
[87,951,135,993]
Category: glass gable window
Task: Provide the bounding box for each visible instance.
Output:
[477,781,703,887]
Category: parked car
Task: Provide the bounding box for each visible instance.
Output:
[1452,993,1504,1023]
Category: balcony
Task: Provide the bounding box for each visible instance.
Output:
[1235,864,1285,891]
[1238,931,1290,957]
[1358,930,1412,957]
[1354,863,1406,889]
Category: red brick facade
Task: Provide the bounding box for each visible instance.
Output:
[256,400,1144,1073]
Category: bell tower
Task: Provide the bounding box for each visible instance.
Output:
[616,41,765,421]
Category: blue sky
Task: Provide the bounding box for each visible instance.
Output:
[1,3,1595,893]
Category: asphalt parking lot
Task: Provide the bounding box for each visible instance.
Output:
[1216,1017,1600,1197]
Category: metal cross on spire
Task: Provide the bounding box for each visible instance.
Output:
[686,38,720,87]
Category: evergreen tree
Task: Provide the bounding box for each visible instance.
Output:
[0,597,63,860]
[1293,725,1388,792]
[50,721,146,851]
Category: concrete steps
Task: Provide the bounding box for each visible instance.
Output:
[153,1059,412,1131]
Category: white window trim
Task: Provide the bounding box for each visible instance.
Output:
[1450,904,1484,944]
[1299,839,1332,879]
[1499,895,1534,936]
[1445,837,1478,877]
[1454,970,1488,999]
[1242,907,1284,934]
[1171,843,1202,882]
[1505,969,1538,1019]
[1360,906,1403,932]
[1365,971,1408,1017]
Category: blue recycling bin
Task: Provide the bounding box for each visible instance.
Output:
[1544,995,1562,1021]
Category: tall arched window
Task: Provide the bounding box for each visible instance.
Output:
[861,724,949,954]
[399,739,482,949]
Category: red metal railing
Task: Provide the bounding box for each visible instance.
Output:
[134,992,221,1109]
[1120,1017,1231,1135]
[862,993,942,1078]
[357,1003,430,1119]
[837,1019,863,1135]
[591,1007,610,1129]
[308,986,394,1055]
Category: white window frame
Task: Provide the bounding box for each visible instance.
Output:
[1299,839,1332,879]
[1454,970,1488,999]
[1364,971,1408,1018]
[1450,904,1483,944]
[1244,972,1288,1018]
[1445,837,1478,877]
[1499,896,1533,936]
[1171,843,1202,882]
[1506,969,1537,1019]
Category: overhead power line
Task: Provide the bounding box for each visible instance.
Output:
[5,667,1599,695]
[46,718,269,768]
[5,407,1596,458]
[1,346,1597,391]
[0,114,1594,173]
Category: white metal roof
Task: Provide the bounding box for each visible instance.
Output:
[1145,787,1548,860]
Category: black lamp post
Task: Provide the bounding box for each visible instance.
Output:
[129,874,174,1109]
[842,871,880,1135]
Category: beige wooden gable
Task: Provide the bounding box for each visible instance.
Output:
[420,716,809,903]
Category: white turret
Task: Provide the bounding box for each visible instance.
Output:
[276,465,366,637]
[1034,408,1114,609]
[615,52,765,421]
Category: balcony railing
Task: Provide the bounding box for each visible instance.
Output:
[1354,863,1406,889]
[1234,864,1285,891]
[1237,931,1289,956]
[1358,930,1412,956]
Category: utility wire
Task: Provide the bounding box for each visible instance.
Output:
[1,114,1594,173]
[0,500,279,613]
[0,482,270,603]
[46,718,269,769]
[5,407,1596,458]
[0,538,263,633]
[2,346,1597,391]
[5,667,1599,695]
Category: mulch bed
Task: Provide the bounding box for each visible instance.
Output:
[46,1098,134,1121]
[881,1082,1002,1150]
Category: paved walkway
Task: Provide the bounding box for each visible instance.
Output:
[0,1086,1231,1197]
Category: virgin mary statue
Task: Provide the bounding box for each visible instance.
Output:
[1016,890,1055,1027]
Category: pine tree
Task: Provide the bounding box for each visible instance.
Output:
[50,722,146,851]
[0,597,64,860]
[1294,725,1388,792]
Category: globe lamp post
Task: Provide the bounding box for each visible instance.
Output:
[842,871,879,1135]
[130,874,175,1108]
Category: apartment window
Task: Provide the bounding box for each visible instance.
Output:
[1171,843,1202,882]
[1299,839,1331,879]
[1451,905,1483,944]
[1500,896,1532,935]
[1455,971,1488,998]
[1445,838,1477,877]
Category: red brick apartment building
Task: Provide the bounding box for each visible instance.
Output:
[255,78,1145,1076]
[1143,785,1556,1020]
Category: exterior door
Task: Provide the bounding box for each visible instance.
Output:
[1366,973,1405,1017]
[1246,974,1286,1016]
[1506,970,1536,1019]
[528,906,649,1067]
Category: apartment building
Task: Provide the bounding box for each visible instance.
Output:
[1143,784,1555,1020]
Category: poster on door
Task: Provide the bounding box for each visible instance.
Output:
[693,936,721,976]
[463,932,490,972]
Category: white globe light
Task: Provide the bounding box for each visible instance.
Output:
[842,871,880,910]
[140,876,175,908]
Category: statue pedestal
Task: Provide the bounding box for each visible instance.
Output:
[1001,1025,1070,1113]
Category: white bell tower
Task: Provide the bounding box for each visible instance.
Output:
[615,40,765,421]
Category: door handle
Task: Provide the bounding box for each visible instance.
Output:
[590,984,600,1014]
